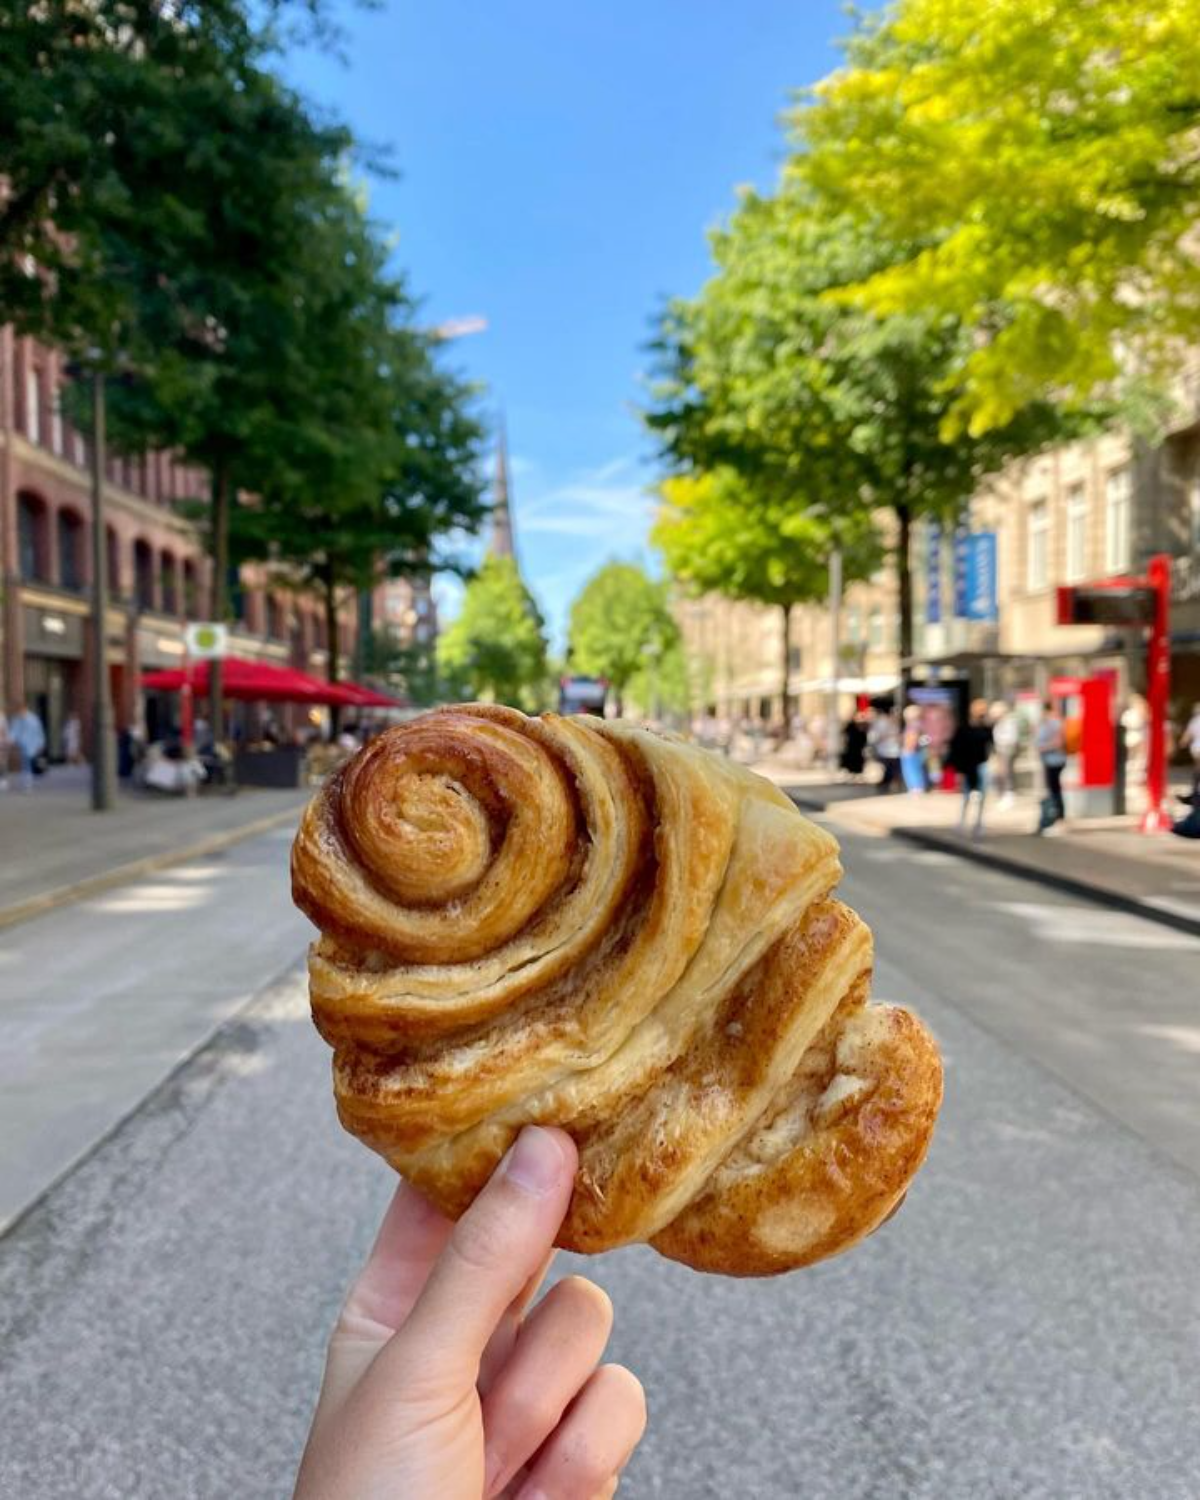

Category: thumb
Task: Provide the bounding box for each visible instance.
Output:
[382,1127,577,1392]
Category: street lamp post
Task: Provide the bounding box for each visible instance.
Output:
[827,547,843,775]
[88,372,117,811]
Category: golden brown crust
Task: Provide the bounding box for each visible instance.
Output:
[292,705,942,1276]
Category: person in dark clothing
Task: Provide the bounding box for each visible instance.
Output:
[840,712,868,779]
[946,698,994,837]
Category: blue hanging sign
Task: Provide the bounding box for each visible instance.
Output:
[965,531,998,622]
[926,522,942,624]
[952,525,971,618]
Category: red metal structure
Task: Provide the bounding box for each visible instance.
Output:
[1056,555,1172,832]
[1142,554,1172,832]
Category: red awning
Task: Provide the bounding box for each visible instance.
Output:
[142,658,334,704]
[326,680,405,708]
[140,657,405,707]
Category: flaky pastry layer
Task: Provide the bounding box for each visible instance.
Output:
[292,705,942,1275]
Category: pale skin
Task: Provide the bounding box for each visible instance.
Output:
[295,1127,647,1500]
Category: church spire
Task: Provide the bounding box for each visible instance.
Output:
[488,417,517,563]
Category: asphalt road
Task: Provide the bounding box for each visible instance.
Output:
[1,823,1198,1499]
[0,823,310,1231]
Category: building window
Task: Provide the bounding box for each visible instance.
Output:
[1027,500,1050,591]
[18,493,49,581]
[25,365,42,444]
[160,552,177,614]
[845,605,862,643]
[134,540,155,612]
[57,510,84,591]
[183,559,199,617]
[107,527,122,597]
[267,595,284,639]
[868,607,884,649]
[51,389,64,456]
[1065,483,1089,583]
[787,645,801,671]
[1105,466,1132,574]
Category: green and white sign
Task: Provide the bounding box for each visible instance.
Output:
[184,622,229,659]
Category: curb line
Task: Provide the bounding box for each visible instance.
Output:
[788,791,1200,942]
[0,804,303,931]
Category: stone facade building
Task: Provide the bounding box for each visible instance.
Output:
[0,330,355,756]
[676,383,1200,728]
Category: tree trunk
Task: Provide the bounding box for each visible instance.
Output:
[209,463,230,742]
[323,571,341,734]
[895,502,913,703]
[779,602,793,742]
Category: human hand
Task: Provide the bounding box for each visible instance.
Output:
[295,1127,647,1500]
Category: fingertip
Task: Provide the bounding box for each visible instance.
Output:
[501,1125,577,1199]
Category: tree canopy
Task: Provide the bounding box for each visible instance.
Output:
[437,558,548,710]
[566,563,677,715]
[799,0,1200,434]
[654,468,878,727]
[645,183,1074,670]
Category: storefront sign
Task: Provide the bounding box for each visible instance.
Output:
[926,522,942,624]
[952,526,971,618]
[22,605,84,659]
[964,531,998,622]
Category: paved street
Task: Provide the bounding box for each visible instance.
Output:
[2,823,1199,1498]
[0,823,310,1231]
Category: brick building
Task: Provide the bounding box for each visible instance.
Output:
[0,330,356,756]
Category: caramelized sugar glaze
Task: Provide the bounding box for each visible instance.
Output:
[292,705,942,1275]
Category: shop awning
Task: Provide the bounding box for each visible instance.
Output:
[323,679,406,709]
[142,657,336,704]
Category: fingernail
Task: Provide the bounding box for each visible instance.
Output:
[502,1126,565,1198]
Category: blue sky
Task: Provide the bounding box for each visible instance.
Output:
[287,1,853,642]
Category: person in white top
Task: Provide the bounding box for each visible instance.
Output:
[1181,701,1200,798]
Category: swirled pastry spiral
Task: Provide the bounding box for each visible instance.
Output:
[292,705,942,1276]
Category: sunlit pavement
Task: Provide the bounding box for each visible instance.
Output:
[1,827,1198,1497]
[0,825,310,1230]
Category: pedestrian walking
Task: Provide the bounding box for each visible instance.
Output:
[989,700,1020,806]
[1036,699,1067,833]
[900,704,928,792]
[63,712,83,765]
[868,708,902,793]
[1180,701,1200,799]
[840,711,868,780]
[9,703,46,793]
[947,698,994,837]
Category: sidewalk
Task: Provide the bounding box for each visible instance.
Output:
[755,762,1200,936]
[0,766,311,926]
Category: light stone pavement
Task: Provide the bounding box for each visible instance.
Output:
[0,825,1198,1498]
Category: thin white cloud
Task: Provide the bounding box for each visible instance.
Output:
[520,454,653,540]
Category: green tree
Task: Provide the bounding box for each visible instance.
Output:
[367,630,443,708]
[799,0,1200,434]
[567,563,677,716]
[653,468,878,732]
[437,558,548,709]
[645,185,1073,681]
